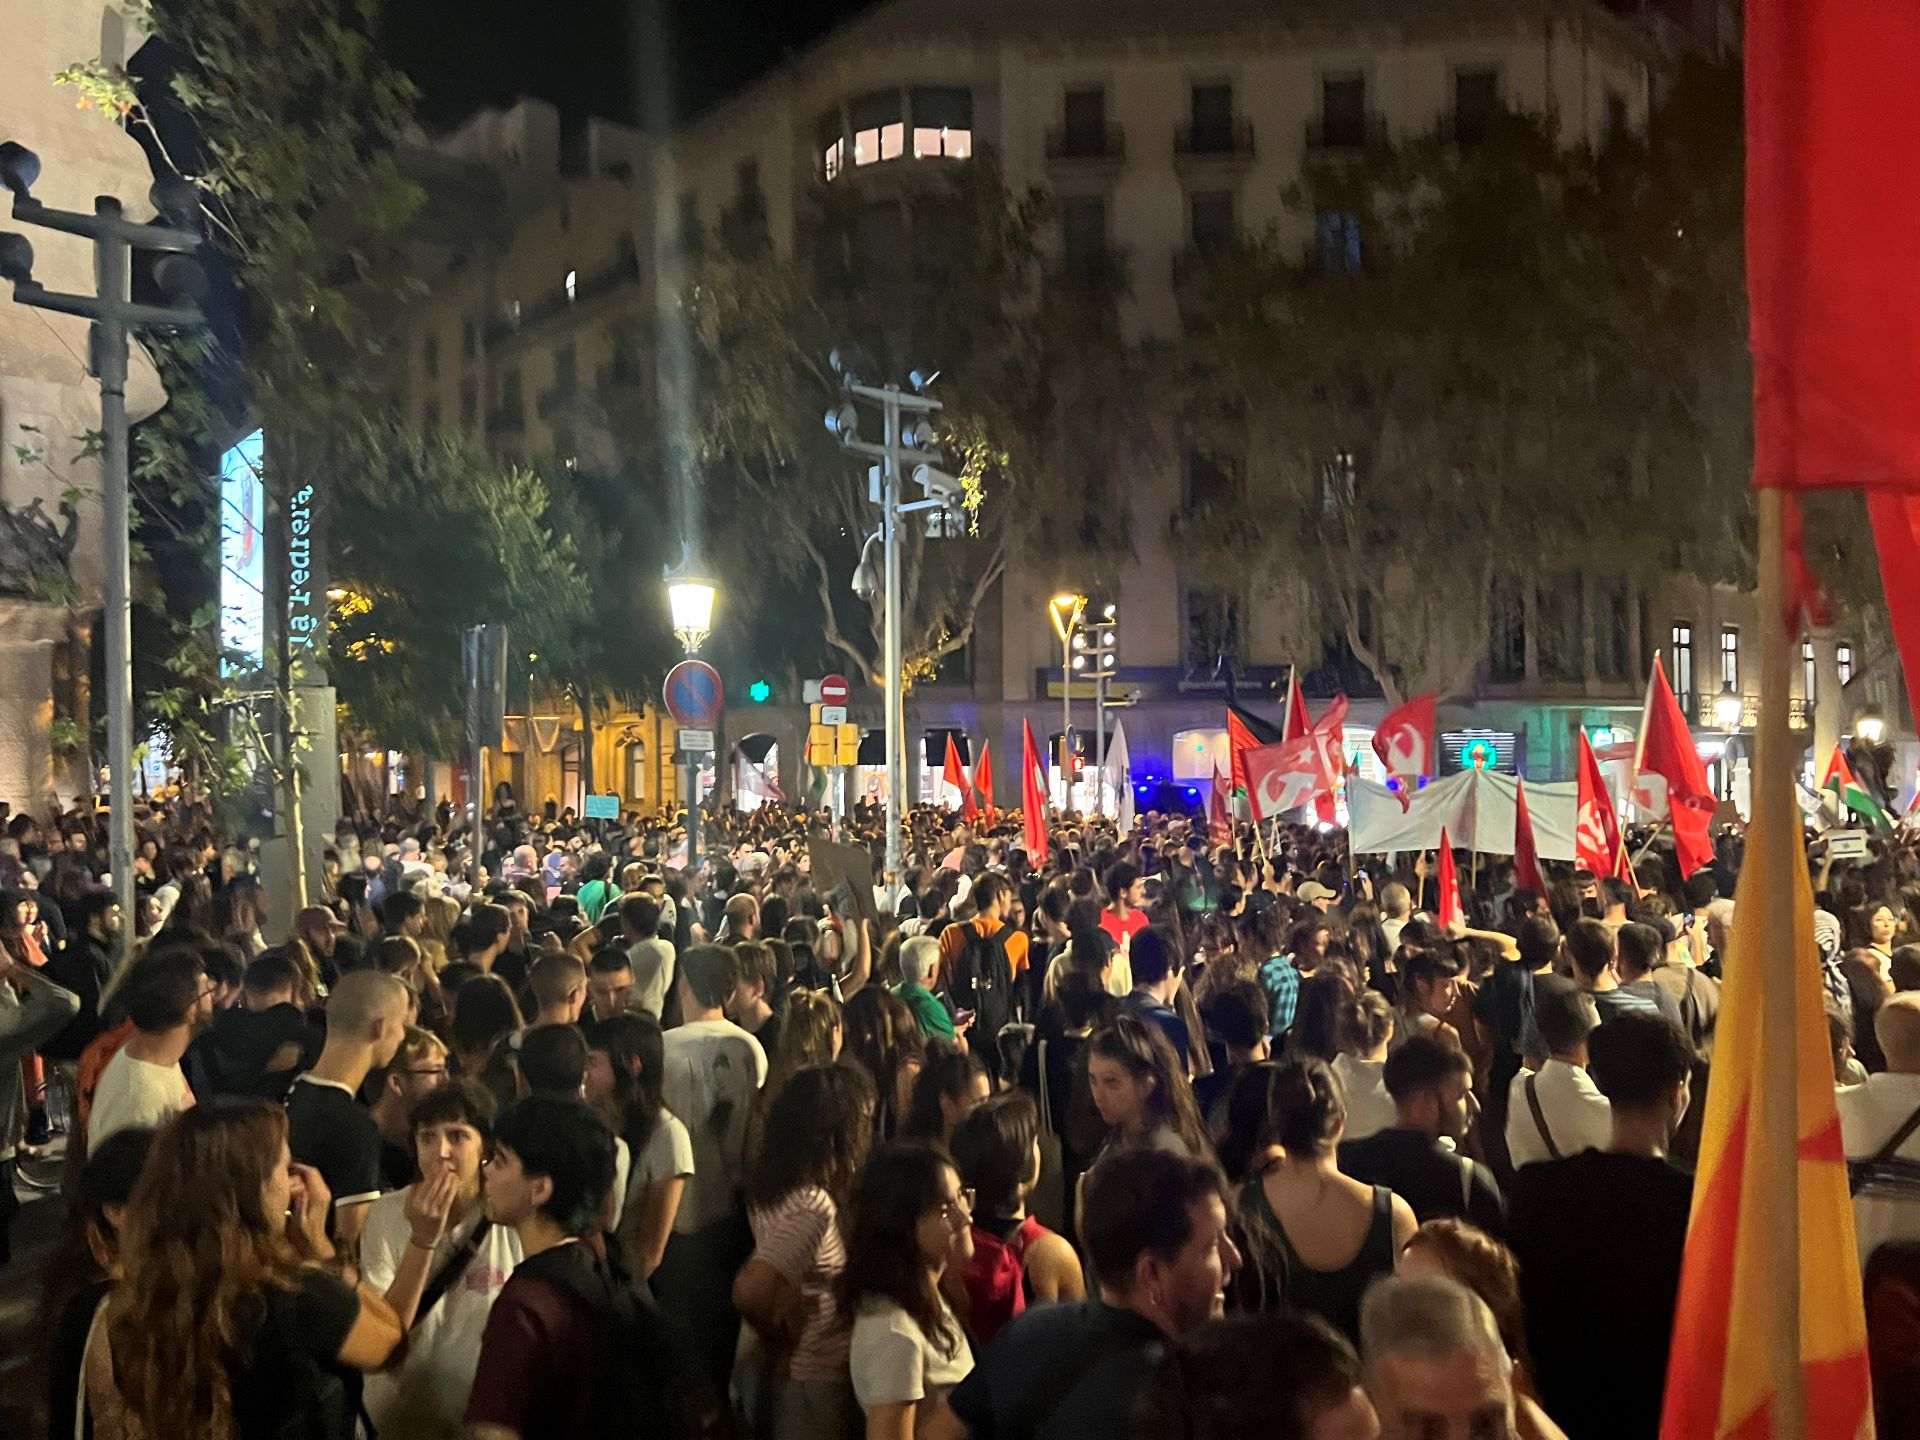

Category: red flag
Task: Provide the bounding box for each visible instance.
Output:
[1208,767,1232,846]
[1282,668,1312,742]
[1020,720,1049,862]
[1512,778,1546,896]
[1575,729,1625,880]
[1243,734,1334,823]
[1871,494,1920,730]
[1227,703,1282,797]
[1373,694,1437,786]
[1309,694,1348,825]
[1435,827,1463,930]
[942,734,977,820]
[1636,657,1716,879]
[973,739,995,822]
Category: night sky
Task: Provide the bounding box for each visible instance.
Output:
[387,0,873,130]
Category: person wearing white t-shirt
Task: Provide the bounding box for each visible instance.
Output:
[89,950,215,1152]
[1506,977,1612,1169]
[656,945,768,1389]
[617,895,677,1019]
[361,1079,522,1439]
[584,1011,694,1283]
[1841,992,1920,1264]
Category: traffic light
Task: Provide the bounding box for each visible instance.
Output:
[748,678,772,704]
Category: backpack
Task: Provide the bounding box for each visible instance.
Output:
[961,1216,1044,1347]
[950,921,1017,1059]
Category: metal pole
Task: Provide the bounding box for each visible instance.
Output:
[94,197,135,937]
[883,387,904,883]
[687,745,700,876]
[1061,633,1073,810]
[465,628,483,891]
[1095,673,1107,817]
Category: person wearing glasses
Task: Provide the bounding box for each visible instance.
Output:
[841,1143,977,1440]
[369,1025,451,1189]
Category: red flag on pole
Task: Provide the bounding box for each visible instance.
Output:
[1243,734,1335,823]
[1373,694,1437,787]
[1020,720,1049,863]
[1208,767,1232,846]
[1635,656,1716,879]
[973,739,994,822]
[1575,729,1625,880]
[1512,778,1546,896]
[942,734,977,821]
[1309,693,1348,825]
[1435,827,1462,930]
[1282,668,1312,742]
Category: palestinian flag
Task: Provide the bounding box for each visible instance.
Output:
[1820,744,1892,832]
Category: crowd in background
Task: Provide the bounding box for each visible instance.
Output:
[3,781,1920,1439]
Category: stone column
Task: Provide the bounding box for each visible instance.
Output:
[0,602,75,812]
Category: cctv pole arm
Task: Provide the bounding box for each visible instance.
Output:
[10,279,202,329]
[11,196,202,255]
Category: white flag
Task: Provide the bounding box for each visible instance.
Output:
[1104,722,1135,833]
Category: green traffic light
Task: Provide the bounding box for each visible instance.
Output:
[749,679,772,703]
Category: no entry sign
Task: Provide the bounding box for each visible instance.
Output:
[819,673,850,707]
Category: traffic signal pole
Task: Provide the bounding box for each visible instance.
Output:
[881,386,906,884]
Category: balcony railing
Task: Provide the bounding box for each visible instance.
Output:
[1045,123,1126,164]
[1436,108,1504,147]
[482,247,643,345]
[1306,113,1388,150]
[1174,119,1255,162]
[1694,693,1814,731]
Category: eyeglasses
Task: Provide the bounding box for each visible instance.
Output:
[934,1188,976,1228]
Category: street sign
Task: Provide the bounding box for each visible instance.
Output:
[837,723,860,766]
[1825,827,1869,860]
[583,793,620,820]
[677,727,715,752]
[663,660,724,728]
[820,705,848,726]
[803,680,822,704]
[819,673,851,707]
[1045,680,1143,704]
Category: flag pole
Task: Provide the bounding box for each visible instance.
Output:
[1752,485,1805,1433]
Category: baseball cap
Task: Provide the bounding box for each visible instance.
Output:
[296,904,344,931]
[1297,881,1337,905]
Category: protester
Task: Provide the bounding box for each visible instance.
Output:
[189,949,322,1099]
[368,1024,450,1188]
[1361,1274,1544,1440]
[618,894,678,1018]
[360,1078,521,1439]
[897,934,959,1043]
[844,985,927,1138]
[1504,977,1611,1169]
[1839,991,1920,1262]
[1331,988,1398,1144]
[1229,1055,1416,1340]
[1134,1311,1380,1440]
[1562,918,1662,1024]
[87,948,206,1153]
[902,1048,993,1146]
[729,938,783,1055]
[1339,1034,1505,1232]
[585,1011,693,1280]
[1087,1015,1211,1161]
[1120,926,1193,1068]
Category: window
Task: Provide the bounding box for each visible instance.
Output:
[1720,626,1739,692]
[1189,191,1236,254]
[1596,583,1630,680]
[818,109,846,181]
[1670,623,1694,713]
[736,156,760,199]
[1063,87,1107,153]
[1838,641,1855,687]
[1190,82,1235,150]
[1489,577,1527,681]
[553,344,576,394]
[1538,582,1581,681]
[1183,586,1245,671]
[564,268,577,303]
[460,378,477,427]
[504,297,522,329]
[423,334,439,379]
[1605,89,1629,143]
[1453,66,1501,144]
[499,368,522,416]
[1318,451,1357,517]
[1802,639,1818,705]
[677,190,701,254]
[911,87,973,159]
[1186,446,1239,508]
[851,90,904,167]
[1315,210,1362,274]
[461,316,478,360]
[1320,73,1367,146]
[1061,195,1107,264]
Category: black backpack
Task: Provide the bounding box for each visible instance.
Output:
[950,921,1017,1056]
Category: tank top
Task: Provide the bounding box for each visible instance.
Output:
[1233,1176,1397,1342]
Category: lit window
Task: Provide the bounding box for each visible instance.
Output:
[944,127,972,159]
[505,298,521,328]
[564,269,577,302]
[1802,639,1818,704]
[822,138,844,180]
[880,122,905,161]
[913,126,940,158]
[854,128,879,166]
[1838,642,1854,686]
[1719,626,1738,691]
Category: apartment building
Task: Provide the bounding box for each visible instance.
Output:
[388,0,1890,813]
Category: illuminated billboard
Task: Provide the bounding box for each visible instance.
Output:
[218,427,265,675]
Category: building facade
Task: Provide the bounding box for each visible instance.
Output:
[383,0,1895,818]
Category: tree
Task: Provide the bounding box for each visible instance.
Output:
[1178,91,1751,705]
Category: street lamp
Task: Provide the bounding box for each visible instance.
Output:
[666,565,717,656]
[1714,682,1744,732]
[1855,707,1888,746]
[1049,593,1085,808]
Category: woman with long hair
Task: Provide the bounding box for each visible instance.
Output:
[736,1064,877,1440]
[586,1012,691,1280]
[950,1091,1084,1343]
[1228,1056,1415,1341]
[1086,1015,1211,1160]
[1287,971,1353,1064]
[91,1099,404,1439]
[1042,897,1119,1004]
[842,987,925,1141]
[449,973,521,1111]
[900,1048,992,1146]
[839,1143,975,1439]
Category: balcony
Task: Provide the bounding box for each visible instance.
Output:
[1305,113,1388,151]
[1694,693,1814,731]
[481,246,643,346]
[1045,123,1126,174]
[1174,119,1255,172]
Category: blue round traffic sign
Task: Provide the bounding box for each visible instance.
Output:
[664,660,724,728]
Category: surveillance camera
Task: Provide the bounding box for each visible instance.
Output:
[0,231,32,284]
[911,463,960,502]
[0,142,41,202]
[909,368,941,393]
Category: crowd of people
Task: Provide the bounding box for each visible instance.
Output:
[4,783,1920,1439]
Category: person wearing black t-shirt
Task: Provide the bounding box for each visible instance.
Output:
[1509,1011,1695,1439]
[1339,1034,1506,1235]
[189,951,322,1099]
[287,970,411,1251]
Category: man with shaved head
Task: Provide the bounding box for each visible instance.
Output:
[1361,1274,1525,1440]
[1841,990,1920,1263]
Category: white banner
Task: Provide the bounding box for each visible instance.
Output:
[1348,769,1579,860]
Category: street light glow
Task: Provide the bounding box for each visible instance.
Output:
[1714,682,1744,731]
[1855,708,1888,746]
